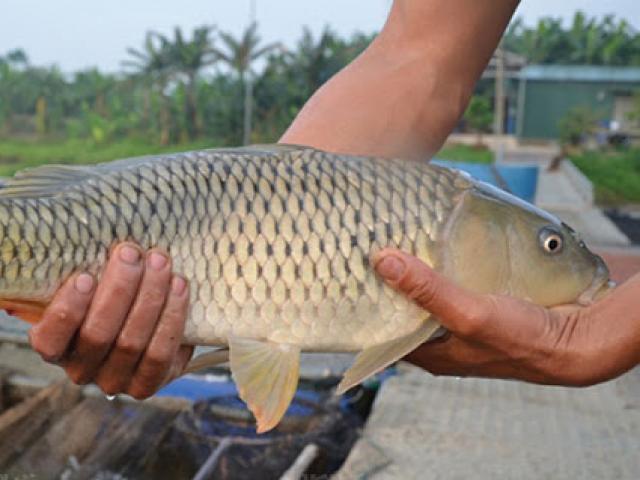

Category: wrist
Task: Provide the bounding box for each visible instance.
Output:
[542,301,640,386]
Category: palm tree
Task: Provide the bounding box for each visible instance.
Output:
[211,22,280,144]
[122,32,173,144]
[167,26,217,139]
[0,49,29,133]
[72,69,116,117]
[294,27,339,97]
[26,67,67,136]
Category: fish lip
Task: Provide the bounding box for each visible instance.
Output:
[576,255,614,306]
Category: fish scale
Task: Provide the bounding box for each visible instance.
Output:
[0,146,464,351]
[0,146,614,433]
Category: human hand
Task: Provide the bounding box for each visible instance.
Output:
[373,249,640,386]
[29,242,193,399]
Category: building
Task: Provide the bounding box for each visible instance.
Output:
[481,49,527,135]
[516,65,640,140]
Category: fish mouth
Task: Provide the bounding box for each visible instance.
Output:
[576,255,615,306]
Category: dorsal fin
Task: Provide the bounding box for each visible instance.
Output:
[0,164,98,198]
[0,155,162,199]
[0,146,303,200]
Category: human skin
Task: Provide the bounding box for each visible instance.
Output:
[33,0,638,395]
[372,250,640,386]
[29,244,194,398]
[281,0,519,160]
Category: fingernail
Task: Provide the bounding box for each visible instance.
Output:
[375,255,406,282]
[172,276,186,295]
[147,252,168,271]
[74,273,94,293]
[119,245,141,265]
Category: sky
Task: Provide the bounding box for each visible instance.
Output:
[1,0,639,73]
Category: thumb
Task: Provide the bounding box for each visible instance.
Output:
[373,248,496,338]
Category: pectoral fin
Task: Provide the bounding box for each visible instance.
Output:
[183,348,229,374]
[229,337,300,433]
[336,318,440,395]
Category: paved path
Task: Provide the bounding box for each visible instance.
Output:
[549,208,631,247]
[337,366,640,479]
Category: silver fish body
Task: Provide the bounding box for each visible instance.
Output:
[0,146,469,349]
[0,145,611,432]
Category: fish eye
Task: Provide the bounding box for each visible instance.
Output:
[539,227,564,254]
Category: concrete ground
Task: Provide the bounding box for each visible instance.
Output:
[336,365,640,480]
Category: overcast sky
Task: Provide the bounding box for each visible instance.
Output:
[2,0,639,73]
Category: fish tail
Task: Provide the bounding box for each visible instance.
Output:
[0,198,48,324]
[0,299,47,324]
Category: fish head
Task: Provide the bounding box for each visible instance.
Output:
[441,182,612,307]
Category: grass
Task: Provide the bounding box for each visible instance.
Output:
[571,148,640,206]
[0,138,217,177]
[435,143,494,164]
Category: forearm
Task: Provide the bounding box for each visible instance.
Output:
[280,0,519,160]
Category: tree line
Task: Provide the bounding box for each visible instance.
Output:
[0,12,638,147]
[504,11,640,65]
[0,24,371,146]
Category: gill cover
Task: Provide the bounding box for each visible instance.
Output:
[439,182,608,307]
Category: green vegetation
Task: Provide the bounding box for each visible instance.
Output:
[1,11,639,204]
[436,144,494,164]
[571,149,640,205]
[628,90,640,124]
[463,95,493,145]
[0,138,214,176]
[1,11,638,150]
[558,106,601,146]
[0,25,373,148]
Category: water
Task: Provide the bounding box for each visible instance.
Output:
[434,159,539,204]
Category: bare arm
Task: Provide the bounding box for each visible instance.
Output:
[281,0,519,160]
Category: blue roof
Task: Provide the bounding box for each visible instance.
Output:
[520,65,640,83]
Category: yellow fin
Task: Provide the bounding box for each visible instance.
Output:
[336,318,440,395]
[183,348,229,374]
[229,337,300,433]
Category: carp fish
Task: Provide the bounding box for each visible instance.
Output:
[0,145,610,432]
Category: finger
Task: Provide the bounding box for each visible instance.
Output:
[127,275,189,400]
[174,345,195,375]
[64,243,144,385]
[29,273,95,363]
[163,345,195,387]
[94,250,172,395]
[373,249,495,338]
